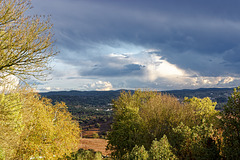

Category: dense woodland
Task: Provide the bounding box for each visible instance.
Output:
[107,89,240,159]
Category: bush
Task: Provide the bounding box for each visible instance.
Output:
[149,135,177,160]
[128,145,149,160]
[94,151,102,160]
[65,149,102,160]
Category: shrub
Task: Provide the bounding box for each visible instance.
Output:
[65,149,102,160]
[129,145,149,160]
[149,135,177,160]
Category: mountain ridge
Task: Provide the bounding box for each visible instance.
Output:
[40,87,236,110]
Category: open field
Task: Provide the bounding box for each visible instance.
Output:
[79,120,112,156]
[79,138,111,156]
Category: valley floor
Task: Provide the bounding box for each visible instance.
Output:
[79,138,111,156]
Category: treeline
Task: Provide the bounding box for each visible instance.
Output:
[40,90,122,107]
[107,89,240,159]
[40,88,233,110]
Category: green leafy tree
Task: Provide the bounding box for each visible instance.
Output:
[221,87,240,159]
[107,91,153,159]
[170,120,220,159]
[149,135,177,160]
[65,149,102,160]
[184,97,219,125]
[108,113,145,158]
[128,145,149,160]
[140,92,195,140]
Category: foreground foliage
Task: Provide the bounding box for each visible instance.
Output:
[149,135,177,160]
[170,121,220,159]
[64,149,102,160]
[221,87,240,159]
[0,88,81,159]
[0,0,82,159]
[107,90,219,159]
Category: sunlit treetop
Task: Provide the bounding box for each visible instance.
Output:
[0,0,57,82]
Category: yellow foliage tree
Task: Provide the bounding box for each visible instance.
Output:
[0,89,81,159]
[0,90,23,158]
[184,97,219,125]
[0,0,57,81]
[0,1,81,159]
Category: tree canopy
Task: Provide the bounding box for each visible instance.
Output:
[107,90,220,159]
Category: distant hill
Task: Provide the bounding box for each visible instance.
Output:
[163,88,233,102]
[40,90,123,107]
[40,87,235,110]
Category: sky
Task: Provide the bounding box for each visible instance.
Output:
[29,0,240,92]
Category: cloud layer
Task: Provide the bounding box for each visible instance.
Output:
[29,0,240,91]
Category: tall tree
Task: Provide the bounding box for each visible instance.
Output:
[107,90,149,159]
[0,1,81,159]
[0,0,57,81]
[221,87,240,159]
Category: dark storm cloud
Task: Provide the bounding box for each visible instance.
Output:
[30,0,240,82]
[80,63,145,77]
[31,0,240,50]
[223,47,240,64]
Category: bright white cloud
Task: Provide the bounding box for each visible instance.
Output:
[144,54,187,81]
[85,81,113,91]
[36,48,240,91]
[223,77,234,84]
[192,76,239,86]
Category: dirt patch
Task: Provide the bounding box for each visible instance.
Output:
[79,138,111,156]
